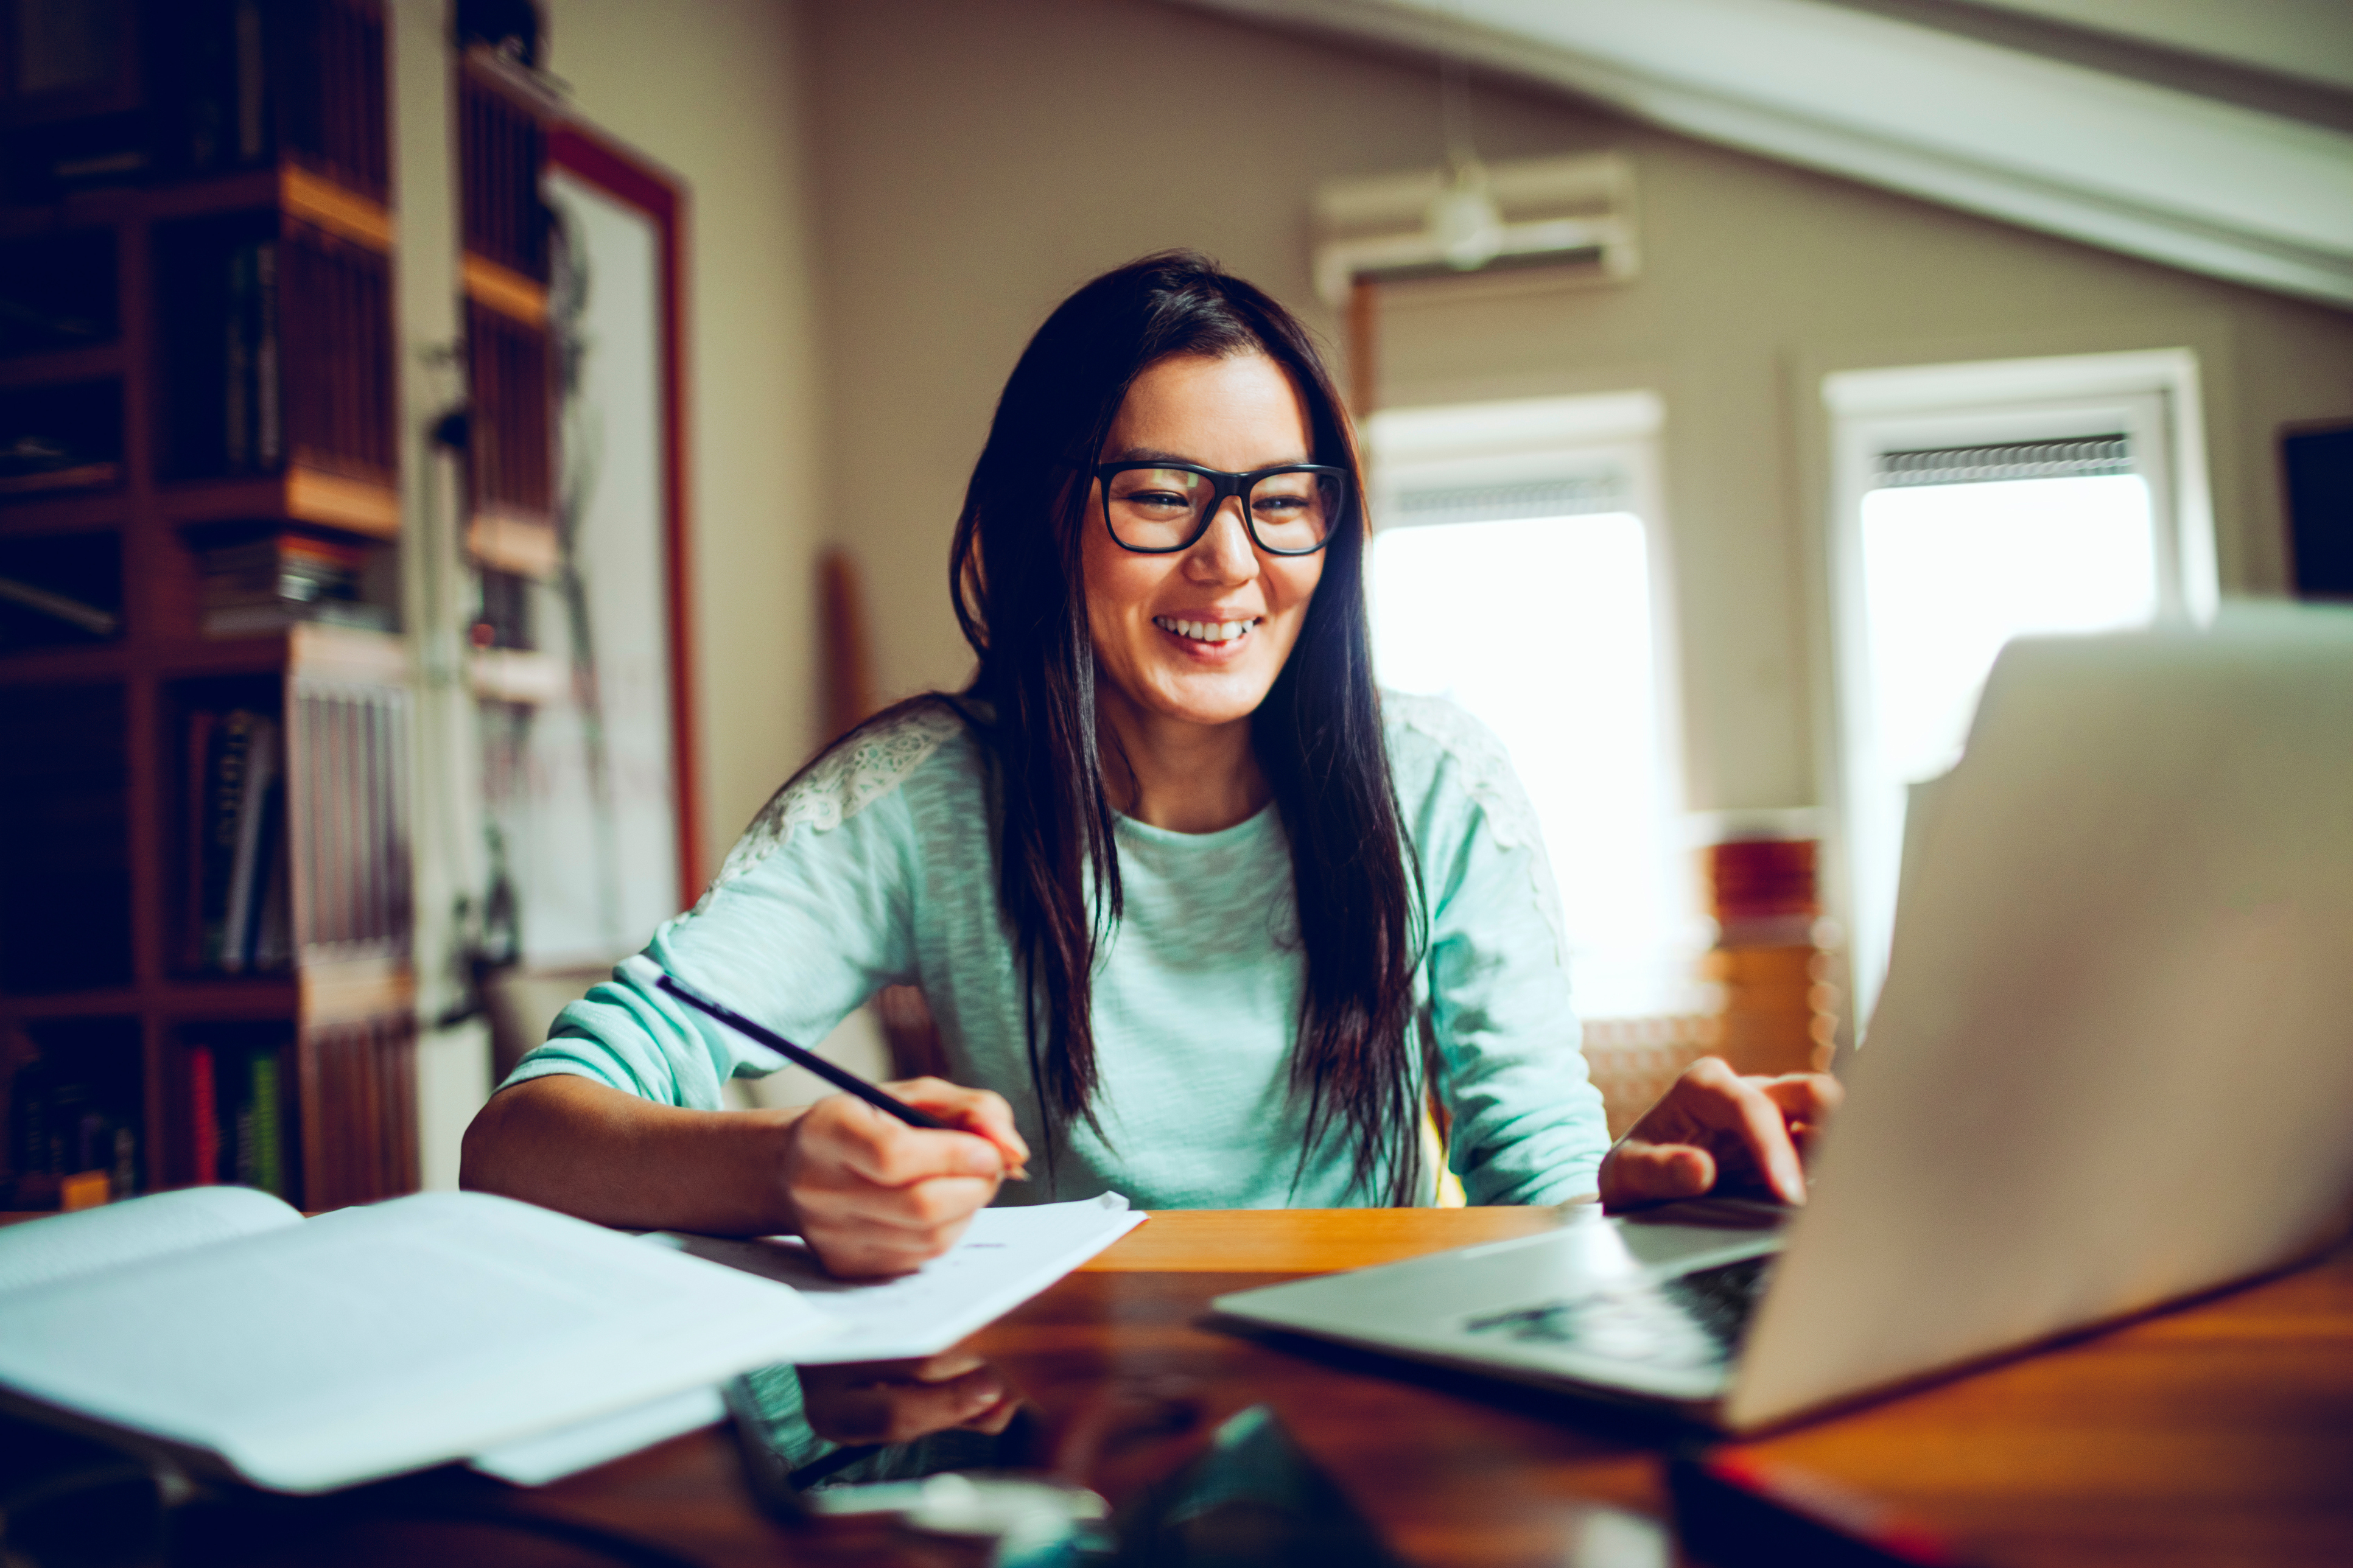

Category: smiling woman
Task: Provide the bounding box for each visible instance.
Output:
[460,251,1837,1278]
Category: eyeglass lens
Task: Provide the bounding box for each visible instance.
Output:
[1103,467,1341,554]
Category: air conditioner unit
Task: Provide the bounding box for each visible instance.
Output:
[1312,151,1639,306]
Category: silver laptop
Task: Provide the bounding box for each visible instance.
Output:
[1217,606,2353,1431]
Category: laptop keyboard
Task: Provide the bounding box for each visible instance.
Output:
[1460,1255,1775,1371]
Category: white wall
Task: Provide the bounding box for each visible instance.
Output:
[800,0,2353,814]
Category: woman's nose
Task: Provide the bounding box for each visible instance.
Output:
[1187,497,1257,582]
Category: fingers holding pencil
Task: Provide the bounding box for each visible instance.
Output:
[786,1087,1028,1275]
[883,1077,1032,1182]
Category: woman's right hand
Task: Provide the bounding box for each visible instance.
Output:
[781,1077,1030,1277]
[798,1351,1023,1446]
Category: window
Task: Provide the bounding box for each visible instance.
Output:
[1366,392,1699,1020]
[1823,350,2216,1024]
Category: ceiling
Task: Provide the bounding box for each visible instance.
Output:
[1168,0,2353,309]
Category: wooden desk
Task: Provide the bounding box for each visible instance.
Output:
[11,1208,2351,1566]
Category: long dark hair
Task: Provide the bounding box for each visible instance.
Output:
[947,250,1426,1204]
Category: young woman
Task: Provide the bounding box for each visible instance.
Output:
[462,252,1837,1276]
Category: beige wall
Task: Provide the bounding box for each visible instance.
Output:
[543,0,823,873]
[801,0,2353,813]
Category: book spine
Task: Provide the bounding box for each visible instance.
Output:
[250,1051,282,1199]
[197,710,257,970]
[234,0,268,166]
[238,772,286,970]
[232,1057,258,1188]
[254,241,281,471]
[188,1045,219,1185]
[219,716,278,975]
[184,709,217,972]
[223,245,251,474]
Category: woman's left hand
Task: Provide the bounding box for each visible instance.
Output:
[1597,1057,1843,1210]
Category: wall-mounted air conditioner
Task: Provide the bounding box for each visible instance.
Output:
[1313,151,1639,306]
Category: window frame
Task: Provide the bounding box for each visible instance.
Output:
[1820,348,2217,1028]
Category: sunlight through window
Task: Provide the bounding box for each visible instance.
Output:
[1372,512,1686,1019]
[1860,473,2158,787]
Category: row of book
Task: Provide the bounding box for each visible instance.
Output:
[222,238,284,477]
[4,1053,139,1211]
[0,528,389,648]
[1,1040,289,1209]
[188,706,292,975]
[197,526,390,637]
[4,0,390,206]
[186,1041,287,1197]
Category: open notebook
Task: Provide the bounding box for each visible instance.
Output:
[0,1186,1141,1493]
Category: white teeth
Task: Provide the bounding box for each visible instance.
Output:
[1155,616,1254,644]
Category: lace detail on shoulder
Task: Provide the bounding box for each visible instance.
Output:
[1383,690,1569,965]
[695,704,966,910]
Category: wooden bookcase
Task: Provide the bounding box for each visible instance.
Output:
[0,0,415,1212]
[455,46,562,673]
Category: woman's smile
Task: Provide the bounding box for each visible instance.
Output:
[1152,613,1261,648]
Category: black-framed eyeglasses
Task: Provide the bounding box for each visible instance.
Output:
[1093,461,1350,556]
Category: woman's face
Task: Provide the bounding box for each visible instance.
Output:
[1082,352,1328,734]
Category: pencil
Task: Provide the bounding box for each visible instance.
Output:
[617,954,1028,1179]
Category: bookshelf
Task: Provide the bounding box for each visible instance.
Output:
[455,44,563,709]
[0,0,413,1212]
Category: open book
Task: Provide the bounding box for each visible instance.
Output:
[0,1187,1142,1494]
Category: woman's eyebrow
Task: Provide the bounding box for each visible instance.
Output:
[1104,446,1196,464]
[1103,447,1315,467]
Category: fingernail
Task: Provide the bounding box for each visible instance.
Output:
[1005,1165,1031,1182]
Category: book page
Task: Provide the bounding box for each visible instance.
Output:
[0,1186,301,1295]
[0,1191,841,1493]
[651,1192,1146,1364]
[470,1384,727,1486]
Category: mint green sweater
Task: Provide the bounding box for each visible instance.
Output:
[507,693,1608,1208]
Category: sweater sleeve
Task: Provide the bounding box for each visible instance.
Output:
[1392,697,1610,1205]
[500,710,956,1110]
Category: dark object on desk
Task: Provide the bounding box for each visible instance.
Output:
[1669,1447,1969,1567]
[2285,422,2353,600]
[631,956,953,1132]
[1110,1404,1408,1568]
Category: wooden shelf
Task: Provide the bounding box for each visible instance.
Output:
[462,252,547,327]
[0,491,129,536]
[0,345,124,390]
[0,987,142,1020]
[302,957,415,1027]
[470,646,566,705]
[467,507,559,576]
[0,971,415,1032]
[0,165,393,243]
[289,620,408,681]
[0,464,122,502]
[140,624,409,682]
[280,166,395,253]
[0,643,129,687]
[160,466,401,540]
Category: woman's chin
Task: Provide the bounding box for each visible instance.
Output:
[1132,666,1276,731]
